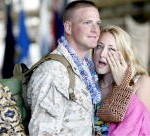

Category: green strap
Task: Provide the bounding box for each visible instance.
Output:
[45,54,76,101]
[23,55,48,76]
[24,54,76,101]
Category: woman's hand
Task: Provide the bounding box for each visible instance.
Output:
[107,50,128,86]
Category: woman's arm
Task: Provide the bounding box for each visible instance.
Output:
[97,65,134,122]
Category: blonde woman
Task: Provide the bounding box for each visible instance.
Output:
[93,25,150,135]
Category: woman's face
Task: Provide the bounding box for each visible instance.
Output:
[93,32,118,75]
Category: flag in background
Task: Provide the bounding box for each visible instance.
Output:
[51,0,65,51]
[38,0,53,56]
[53,9,64,43]
[38,0,67,53]
[2,3,16,78]
[16,8,30,66]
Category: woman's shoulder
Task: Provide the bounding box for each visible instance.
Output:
[137,75,150,86]
[134,74,150,87]
[135,74,150,112]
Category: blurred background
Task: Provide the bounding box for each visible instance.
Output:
[0,0,150,78]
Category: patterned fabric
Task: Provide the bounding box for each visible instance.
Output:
[58,36,101,104]
[0,83,25,136]
[27,44,94,136]
[94,102,109,136]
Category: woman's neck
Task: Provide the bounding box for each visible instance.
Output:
[99,73,114,100]
[99,72,114,88]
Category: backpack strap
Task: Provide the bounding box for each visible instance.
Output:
[45,54,76,101]
[23,54,76,101]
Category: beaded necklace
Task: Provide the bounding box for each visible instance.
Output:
[58,36,101,104]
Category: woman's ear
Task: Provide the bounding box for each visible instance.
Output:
[64,21,71,35]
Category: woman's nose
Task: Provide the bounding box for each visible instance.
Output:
[101,49,108,57]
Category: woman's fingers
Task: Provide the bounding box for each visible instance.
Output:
[107,54,114,70]
[111,51,122,67]
[108,50,121,68]
[108,51,117,68]
[107,50,128,86]
[118,51,126,67]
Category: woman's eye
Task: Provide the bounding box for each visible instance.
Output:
[109,48,116,52]
[97,44,103,49]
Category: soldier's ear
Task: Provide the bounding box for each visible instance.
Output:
[64,21,72,35]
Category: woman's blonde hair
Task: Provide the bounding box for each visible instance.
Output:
[100,25,148,76]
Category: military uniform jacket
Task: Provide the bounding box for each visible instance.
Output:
[27,43,94,136]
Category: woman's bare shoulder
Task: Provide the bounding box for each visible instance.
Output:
[135,75,150,112]
[138,75,150,87]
